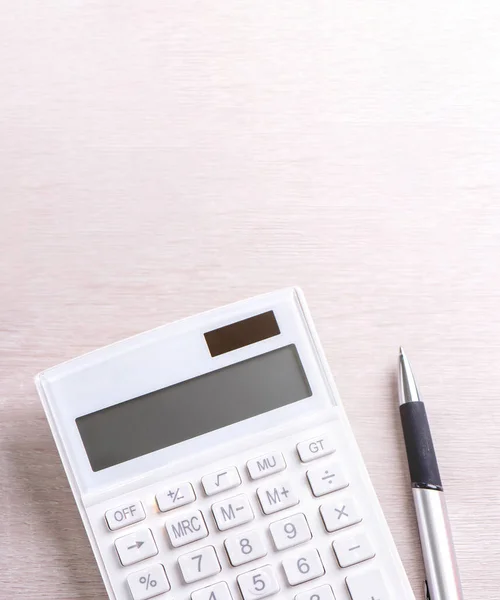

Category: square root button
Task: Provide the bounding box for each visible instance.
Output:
[202,467,241,496]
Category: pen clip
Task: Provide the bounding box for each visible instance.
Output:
[424,580,431,600]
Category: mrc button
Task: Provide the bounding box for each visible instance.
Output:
[165,509,209,548]
[105,501,146,531]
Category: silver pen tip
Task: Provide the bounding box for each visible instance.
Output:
[398,347,422,405]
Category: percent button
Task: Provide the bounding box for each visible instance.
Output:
[127,564,170,600]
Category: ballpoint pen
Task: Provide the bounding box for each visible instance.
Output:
[398,348,464,600]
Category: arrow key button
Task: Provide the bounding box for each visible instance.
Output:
[115,528,158,566]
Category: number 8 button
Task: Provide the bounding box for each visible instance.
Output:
[224,530,267,566]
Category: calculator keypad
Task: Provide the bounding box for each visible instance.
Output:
[257,480,299,514]
[212,494,254,531]
[237,565,280,600]
[191,581,233,600]
[346,570,389,600]
[282,547,325,585]
[297,436,335,462]
[333,532,375,568]
[164,509,208,547]
[295,584,335,600]
[178,545,221,583]
[320,494,362,532]
[307,461,349,497]
[103,432,387,600]
[224,530,267,566]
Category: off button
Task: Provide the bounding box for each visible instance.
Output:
[106,501,146,531]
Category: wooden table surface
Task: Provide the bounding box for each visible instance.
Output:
[1,2,500,598]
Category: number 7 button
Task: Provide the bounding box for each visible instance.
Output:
[178,546,221,583]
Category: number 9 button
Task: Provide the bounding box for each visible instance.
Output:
[269,513,312,551]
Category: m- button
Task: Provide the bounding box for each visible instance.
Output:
[297,436,335,463]
[106,501,146,531]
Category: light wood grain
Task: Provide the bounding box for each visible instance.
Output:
[1,1,500,598]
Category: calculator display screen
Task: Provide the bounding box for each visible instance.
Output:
[76,344,312,471]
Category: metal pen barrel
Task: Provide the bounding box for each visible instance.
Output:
[413,488,463,600]
[398,348,464,600]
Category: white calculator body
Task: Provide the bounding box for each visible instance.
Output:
[36,288,415,600]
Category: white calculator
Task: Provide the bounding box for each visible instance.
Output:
[36,288,415,600]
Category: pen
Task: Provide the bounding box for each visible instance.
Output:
[398,348,464,600]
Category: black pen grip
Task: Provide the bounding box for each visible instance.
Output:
[399,402,443,490]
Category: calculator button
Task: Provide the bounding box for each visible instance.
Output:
[225,530,267,566]
[269,513,311,551]
[127,564,170,600]
[178,545,221,583]
[333,532,375,568]
[165,509,209,547]
[320,495,362,532]
[237,565,280,600]
[257,480,299,515]
[247,452,286,480]
[282,548,325,586]
[156,482,196,512]
[202,467,241,496]
[295,584,336,600]
[105,501,145,531]
[212,494,254,531]
[307,461,348,497]
[192,581,233,600]
[346,570,389,600]
[297,436,335,462]
[114,528,158,567]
